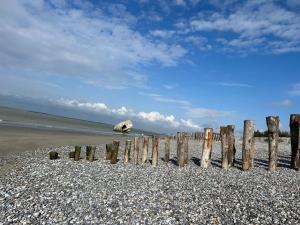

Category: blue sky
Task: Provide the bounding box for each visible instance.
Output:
[0,0,300,133]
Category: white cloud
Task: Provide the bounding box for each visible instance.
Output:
[163,84,177,89]
[271,99,292,108]
[186,107,234,119]
[0,0,186,89]
[57,98,201,130]
[213,82,253,88]
[150,30,175,38]
[289,83,300,96]
[145,93,190,106]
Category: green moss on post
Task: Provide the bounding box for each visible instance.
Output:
[69,151,75,158]
[111,141,120,164]
[49,151,59,160]
[74,146,81,161]
[87,146,96,162]
[86,146,92,160]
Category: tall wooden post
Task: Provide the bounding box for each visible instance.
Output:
[242,120,255,171]
[227,125,236,167]
[290,114,300,170]
[74,146,81,161]
[183,133,189,165]
[220,127,229,170]
[134,137,139,165]
[111,141,120,164]
[266,116,280,172]
[152,135,159,167]
[164,136,171,163]
[106,144,113,160]
[142,136,149,164]
[87,146,96,162]
[124,140,132,163]
[201,128,213,169]
[177,133,188,167]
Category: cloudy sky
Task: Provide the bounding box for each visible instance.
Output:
[0,0,300,133]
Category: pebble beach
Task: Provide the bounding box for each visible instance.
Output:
[0,138,299,225]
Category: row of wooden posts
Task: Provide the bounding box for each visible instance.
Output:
[49,114,300,171]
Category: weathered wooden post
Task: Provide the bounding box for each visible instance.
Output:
[242,120,255,171]
[201,128,213,168]
[164,136,171,163]
[177,133,188,167]
[86,146,92,160]
[152,135,159,167]
[124,140,132,163]
[134,137,139,165]
[227,125,236,167]
[290,114,300,170]
[111,141,120,164]
[49,151,59,160]
[220,127,229,170]
[106,143,113,160]
[142,136,149,164]
[266,116,280,172]
[74,146,81,161]
[69,151,75,158]
[87,146,96,162]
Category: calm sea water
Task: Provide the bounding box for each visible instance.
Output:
[0,107,151,137]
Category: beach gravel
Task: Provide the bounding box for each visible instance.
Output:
[0,139,299,224]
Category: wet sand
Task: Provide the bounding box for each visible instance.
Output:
[0,125,128,156]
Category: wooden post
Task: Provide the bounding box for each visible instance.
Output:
[111,141,120,164]
[69,151,75,158]
[86,146,92,160]
[164,136,171,163]
[134,137,139,165]
[106,144,113,160]
[266,116,280,172]
[201,128,213,168]
[220,127,229,170]
[49,151,58,160]
[290,114,300,170]
[142,136,149,164]
[124,140,132,163]
[74,146,81,161]
[183,133,189,165]
[177,133,188,167]
[227,125,236,167]
[152,135,159,167]
[242,120,255,171]
[87,146,96,162]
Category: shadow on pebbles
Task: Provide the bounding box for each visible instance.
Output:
[0,140,299,224]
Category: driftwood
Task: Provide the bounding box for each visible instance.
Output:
[49,151,59,160]
[266,116,280,172]
[106,144,113,160]
[201,128,213,169]
[142,136,149,164]
[152,135,159,167]
[74,146,81,161]
[124,140,132,163]
[134,137,139,165]
[113,120,133,133]
[164,136,171,163]
[242,120,255,171]
[177,133,188,167]
[290,114,300,170]
[111,141,120,164]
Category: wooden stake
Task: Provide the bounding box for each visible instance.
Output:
[124,140,132,163]
[49,151,58,160]
[106,144,113,160]
[69,151,75,158]
[142,136,149,164]
[266,116,280,172]
[242,120,255,171]
[201,128,213,169]
[152,135,159,167]
[111,140,120,164]
[220,127,229,170]
[183,133,189,165]
[290,114,300,170]
[87,146,96,162]
[86,146,92,160]
[134,137,139,165]
[74,146,81,161]
[164,136,171,163]
[227,125,236,167]
[177,133,188,167]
